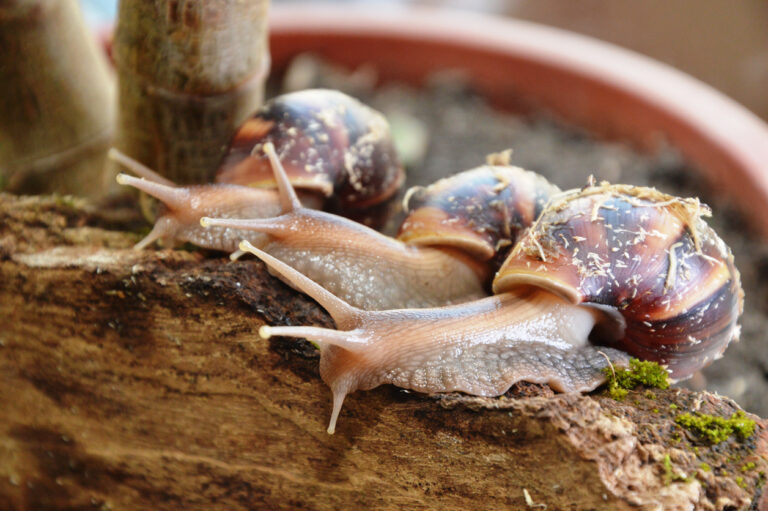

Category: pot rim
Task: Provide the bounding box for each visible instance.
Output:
[270,4,768,237]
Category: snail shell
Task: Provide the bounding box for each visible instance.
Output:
[399,151,561,262]
[494,183,743,379]
[216,88,405,211]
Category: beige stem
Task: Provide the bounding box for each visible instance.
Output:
[112,0,270,184]
[0,0,115,196]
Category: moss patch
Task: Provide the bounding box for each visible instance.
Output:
[674,411,756,444]
[662,454,691,485]
[603,359,670,400]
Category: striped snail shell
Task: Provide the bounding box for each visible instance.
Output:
[398,150,561,263]
[216,88,405,211]
[494,182,743,378]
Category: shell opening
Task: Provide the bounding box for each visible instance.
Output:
[583,303,627,347]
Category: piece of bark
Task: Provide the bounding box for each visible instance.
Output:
[112,0,270,184]
[0,0,115,196]
[0,193,766,510]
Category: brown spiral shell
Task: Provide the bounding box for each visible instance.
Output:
[215,88,405,211]
[398,152,561,262]
[493,183,743,379]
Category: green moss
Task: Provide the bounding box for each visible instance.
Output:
[54,195,78,209]
[603,358,670,400]
[669,404,678,411]
[674,411,756,444]
[608,386,629,400]
[741,462,756,472]
[735,476,747,489]
[700,462,711,472]
[662,454,690,485]
[644,390,656,400]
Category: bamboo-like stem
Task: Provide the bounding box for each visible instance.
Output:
[112,0,270,184]
[0,0,115,196]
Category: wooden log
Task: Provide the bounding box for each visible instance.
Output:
[0,193,766,510]
[112,0,270,184]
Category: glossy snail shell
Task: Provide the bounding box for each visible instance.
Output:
[216,88,405,211]
[494,182,743,378]
[399,151,561,262]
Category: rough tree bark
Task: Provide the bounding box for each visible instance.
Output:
[0,0,114,196]
[0,193,766,510]
[112,0,270,184]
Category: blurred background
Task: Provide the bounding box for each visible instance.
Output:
[82,0,768,122]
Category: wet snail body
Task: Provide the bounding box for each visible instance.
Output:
[114,90,560,309]
[200,145,558,310]
[238,181,742,434]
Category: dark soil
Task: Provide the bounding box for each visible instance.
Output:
[281,56,768,417]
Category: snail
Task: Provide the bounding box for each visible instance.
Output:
[114,91,561,308]
[215,88,405,213]
[111,88,405,252]
[235,181,742,434]
[199,145,560,309]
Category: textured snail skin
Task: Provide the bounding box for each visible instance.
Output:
[114,170,321,252]
[494,183,743,379]
[243,241,630,435]
[201,147,566,309]
[202,144,488,310]
[216,89,405,211]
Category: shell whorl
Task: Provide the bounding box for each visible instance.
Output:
[215,89,405,211]
[398,155,561,262]
[493,183,743,379]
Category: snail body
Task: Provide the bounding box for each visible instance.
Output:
[118,91,559,310]
[114,167,322,252]
[202,144,489,309]
[201,145,563,310]
[112,88,404,251]
[245,241,630,434]
[241,181,742,434]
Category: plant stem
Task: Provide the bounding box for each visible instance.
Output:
[0,0,115,196]
[112,0,270,184]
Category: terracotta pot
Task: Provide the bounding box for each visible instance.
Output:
[269,5,768,238]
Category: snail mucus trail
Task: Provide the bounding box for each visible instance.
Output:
[212,146,743,435]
